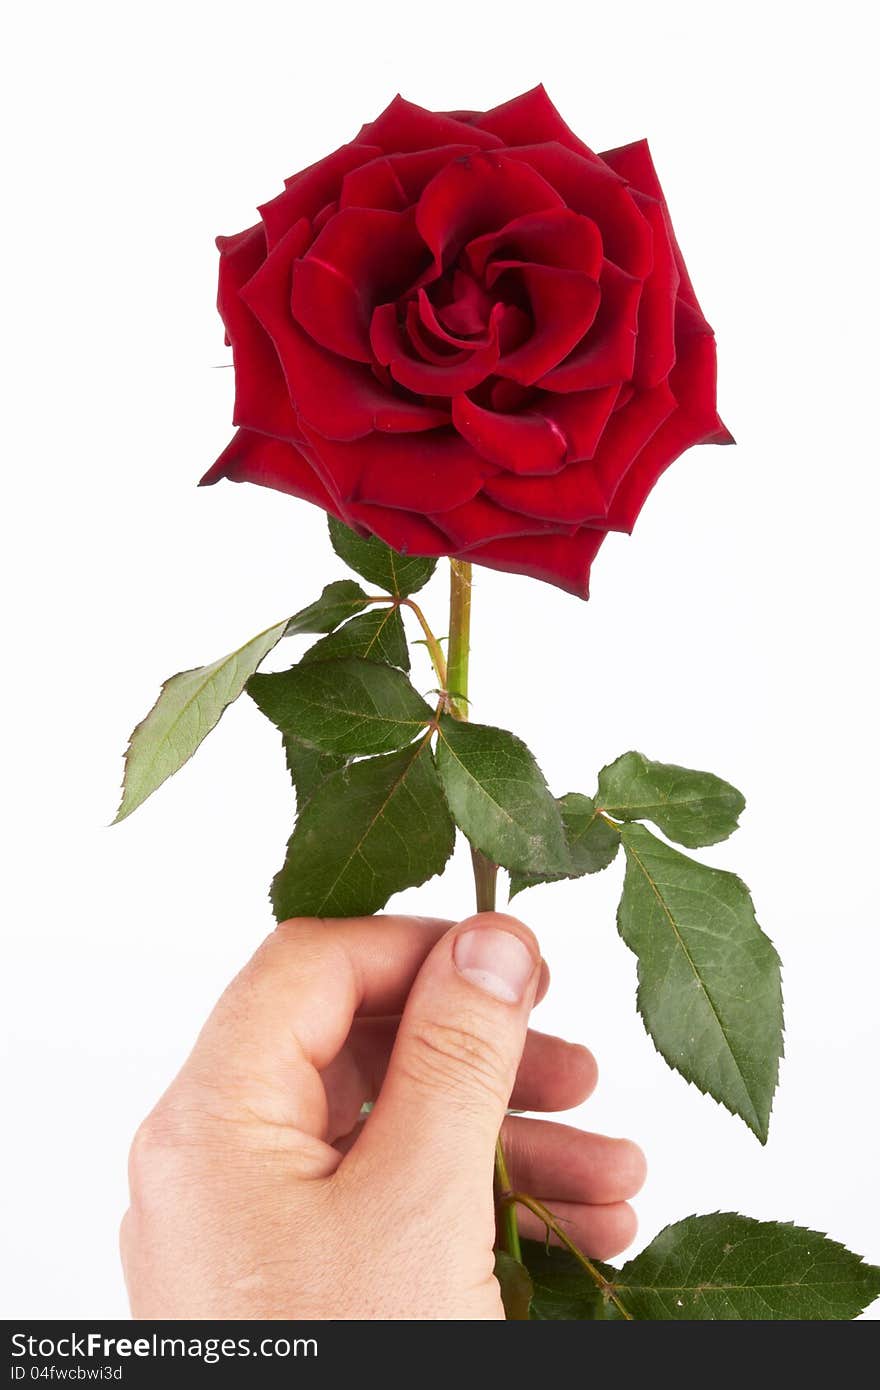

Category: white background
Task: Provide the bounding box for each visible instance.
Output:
[3,0,878,1319]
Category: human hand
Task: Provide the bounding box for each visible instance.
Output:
[122,912,646,1320]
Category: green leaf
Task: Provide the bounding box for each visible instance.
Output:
[524,1217,880,1320]
[283,735,346,810]
[114,618,290,822]
[301,605,409,671]
[435,717,569,876]
[617,823,783,1142]
[284,580,370,636]
[248,657,433,756]
[522,1241,613,1320]
[328,515,436,595]
[271,740,455,918]
[613,1214,880,1320]
[510,793,620,897]
[494,1250,534,1321]
[597,751,745,848]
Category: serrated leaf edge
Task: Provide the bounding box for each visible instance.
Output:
[509,796,620,898]
[619,826,782,1143]
[611,1212,880,1318]
[114,617,289,823]
[525,1213,880,1320]
[596,750,746,848]
[328,515,436,597]
[271,732,450,919]
[435,720,569,876]
[302,605,410,671]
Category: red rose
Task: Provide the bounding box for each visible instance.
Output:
[202,86,731,596]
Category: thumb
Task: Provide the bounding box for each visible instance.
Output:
[350,912,541,1200]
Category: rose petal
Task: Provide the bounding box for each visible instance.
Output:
[242,224,448,441]
[669,302,727,433]
[495,264,601,384]
[507,143,653,279]
[539,260,641,392]
[484,382,675,524]
[299,422,492,512]
[451,394,567,473]
[629,190,679,388]
[311,202,336,235]
[439,108,479,123]
[483,458,606,525]
[332,428,492,511]
[431,273,493,339]
[326,143,493,218]
[591,380,677,505]
[370,301,409,360]
[288,419,363,501]
[489,379,532,412]
[404,300,465,363]
[340,146,501,213]
[357,95,503,154]
[291,206,430,362]
[471,86,605,163]
[340,156,409,212]
[600,138,707,319]
[371,301,502,396]
[387,145,484,201]
[458,528,607,597]
[605,312,728,531]
[533,384,621,462]
[290,260,370,363]
[432,494,579,548]
[496,304,533,356]
[416,284,492,349]
[286,338,449,439]
[200,428,342,520]
[258,143,382,249]
[216,222,302,442]
[416,151,564,270]
[466,208,603,279]
[344,501,454,555]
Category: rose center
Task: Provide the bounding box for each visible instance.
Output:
[430,270,492,338]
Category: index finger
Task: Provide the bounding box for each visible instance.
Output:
[178,915,452,1137]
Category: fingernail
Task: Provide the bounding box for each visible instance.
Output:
[453,926,537,1003]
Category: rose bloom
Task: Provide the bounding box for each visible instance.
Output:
[202,87,731,595]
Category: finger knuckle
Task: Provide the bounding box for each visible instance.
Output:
[126,1104,202,1198]
[127,1115,169,1193]
[401,1017,512,1108]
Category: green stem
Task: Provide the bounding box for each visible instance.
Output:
[446,559,471,718]
[471,847,499,913]
[495,1139,522,1264]
[446,559,520,1268]
[505,1192,633,1321]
